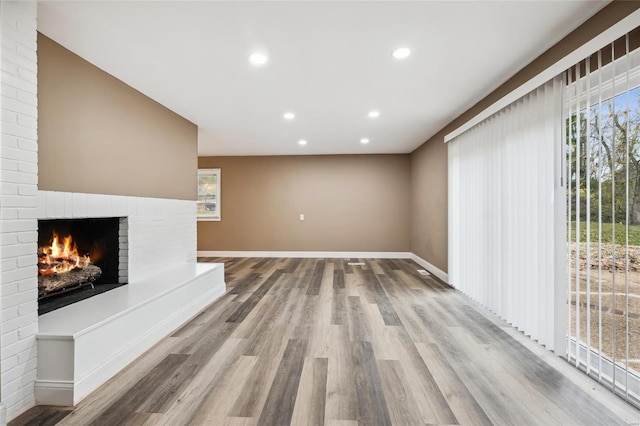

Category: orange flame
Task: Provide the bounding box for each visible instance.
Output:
[38,231,91,276]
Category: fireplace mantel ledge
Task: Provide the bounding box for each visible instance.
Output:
[35,262,226,406]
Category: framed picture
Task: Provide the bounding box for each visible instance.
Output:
[197,168,221,220]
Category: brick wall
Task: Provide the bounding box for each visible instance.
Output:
[1,1,39,421]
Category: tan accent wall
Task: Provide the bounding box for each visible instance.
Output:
[38,33,197,200]
[198,155,411,252]
[410,1,640,273]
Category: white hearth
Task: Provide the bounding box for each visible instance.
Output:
[33,191,225,406]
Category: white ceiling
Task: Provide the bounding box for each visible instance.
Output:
[37,1,608,156]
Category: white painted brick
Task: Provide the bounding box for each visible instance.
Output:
[17,277,35,293]
[1,170,37,184]
[8,384,37,410]
[1,233,18,246]
[1,195,37,208]
[18,208,37,219]
[1,158,18,171]
[72,192,88,218]
[2,336,36,359]
[2,355,19,374]
[2,283,19,298]
[1,96,36,118]
[17,138,37,151]
[64,191,73,216]
[1,59,18,76]
[2,182,18,195]
[2,33,17,50]
[17,323,37,340]
[2,331,19,347]
[2,109,18,123]
[0,243,36,258]
[16,112,36,128]
[17,347,37,364]
[2,0,39,419]
[1,219,34,233]
[37,191,46,218]
[1,316,34,340]
[2,48,37,74]
[18,184,37,196]
[16,44,36,63]
[3,358,37,386]
[1,257,18,271]
[1,265,37,284]
[16,89,36,106]
[1,73,36,95]
[17,301,36,316]
[0,145,37,162]
[17,161,37,174]
[46,191,63,217]
[2,134,19,149]
[16,19,36,37]
[1,82,18,99]
[17,231,37,243]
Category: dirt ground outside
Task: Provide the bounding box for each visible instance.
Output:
[569,242,640,373]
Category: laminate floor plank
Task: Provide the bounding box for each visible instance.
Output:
[91,353,190,425]
[376,359,423,426]
[8,407,71,426]
[291,357,327,426]
[189,355,258,425]
[20,257,637,426]
[257,339,308,425]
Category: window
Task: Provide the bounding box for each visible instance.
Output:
[197,168,220,221]
[565,34,640,404]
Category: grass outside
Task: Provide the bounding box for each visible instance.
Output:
[571,221,640,247]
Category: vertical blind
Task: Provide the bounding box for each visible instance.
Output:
[565,30,640,405]
[448,76,564,351]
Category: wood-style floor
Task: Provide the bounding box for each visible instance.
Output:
[11,258,637,426]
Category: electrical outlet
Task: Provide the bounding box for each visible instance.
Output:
[300,214,304,221]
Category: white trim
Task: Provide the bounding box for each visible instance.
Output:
[445,8,640,143]
[0,403,6,426]
[198,250,412,259]
[197,250,450,284]
[409,253,449,284]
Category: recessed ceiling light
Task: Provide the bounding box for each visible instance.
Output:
[360,138,370,144]
[392,47,411,59]
[298,139,307,146]
[284,112,295,120]
[249,52,268,66]
[368,110,380,119]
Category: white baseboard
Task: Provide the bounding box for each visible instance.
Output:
[197,250,449,284]
[197,251,412,259]
[409,253,449,284]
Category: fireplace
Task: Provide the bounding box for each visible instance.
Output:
[37,217,128,315]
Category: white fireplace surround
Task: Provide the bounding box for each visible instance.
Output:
[34,191,225,406]
[37,190,197,282]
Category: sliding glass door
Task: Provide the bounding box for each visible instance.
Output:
[566,33,640,405]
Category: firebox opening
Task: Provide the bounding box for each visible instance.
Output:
[38,217,127,315]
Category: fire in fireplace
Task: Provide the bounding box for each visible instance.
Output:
[38,231,101,297]
[38,217,127,315]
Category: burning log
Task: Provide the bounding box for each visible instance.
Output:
[38,264,102,297]
[38,230,101,298]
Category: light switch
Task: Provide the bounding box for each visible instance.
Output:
[300,214,305,221]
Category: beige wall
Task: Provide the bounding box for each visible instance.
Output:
[198,155,411,252]
[38,34,197,200]
[410,1,640,273]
